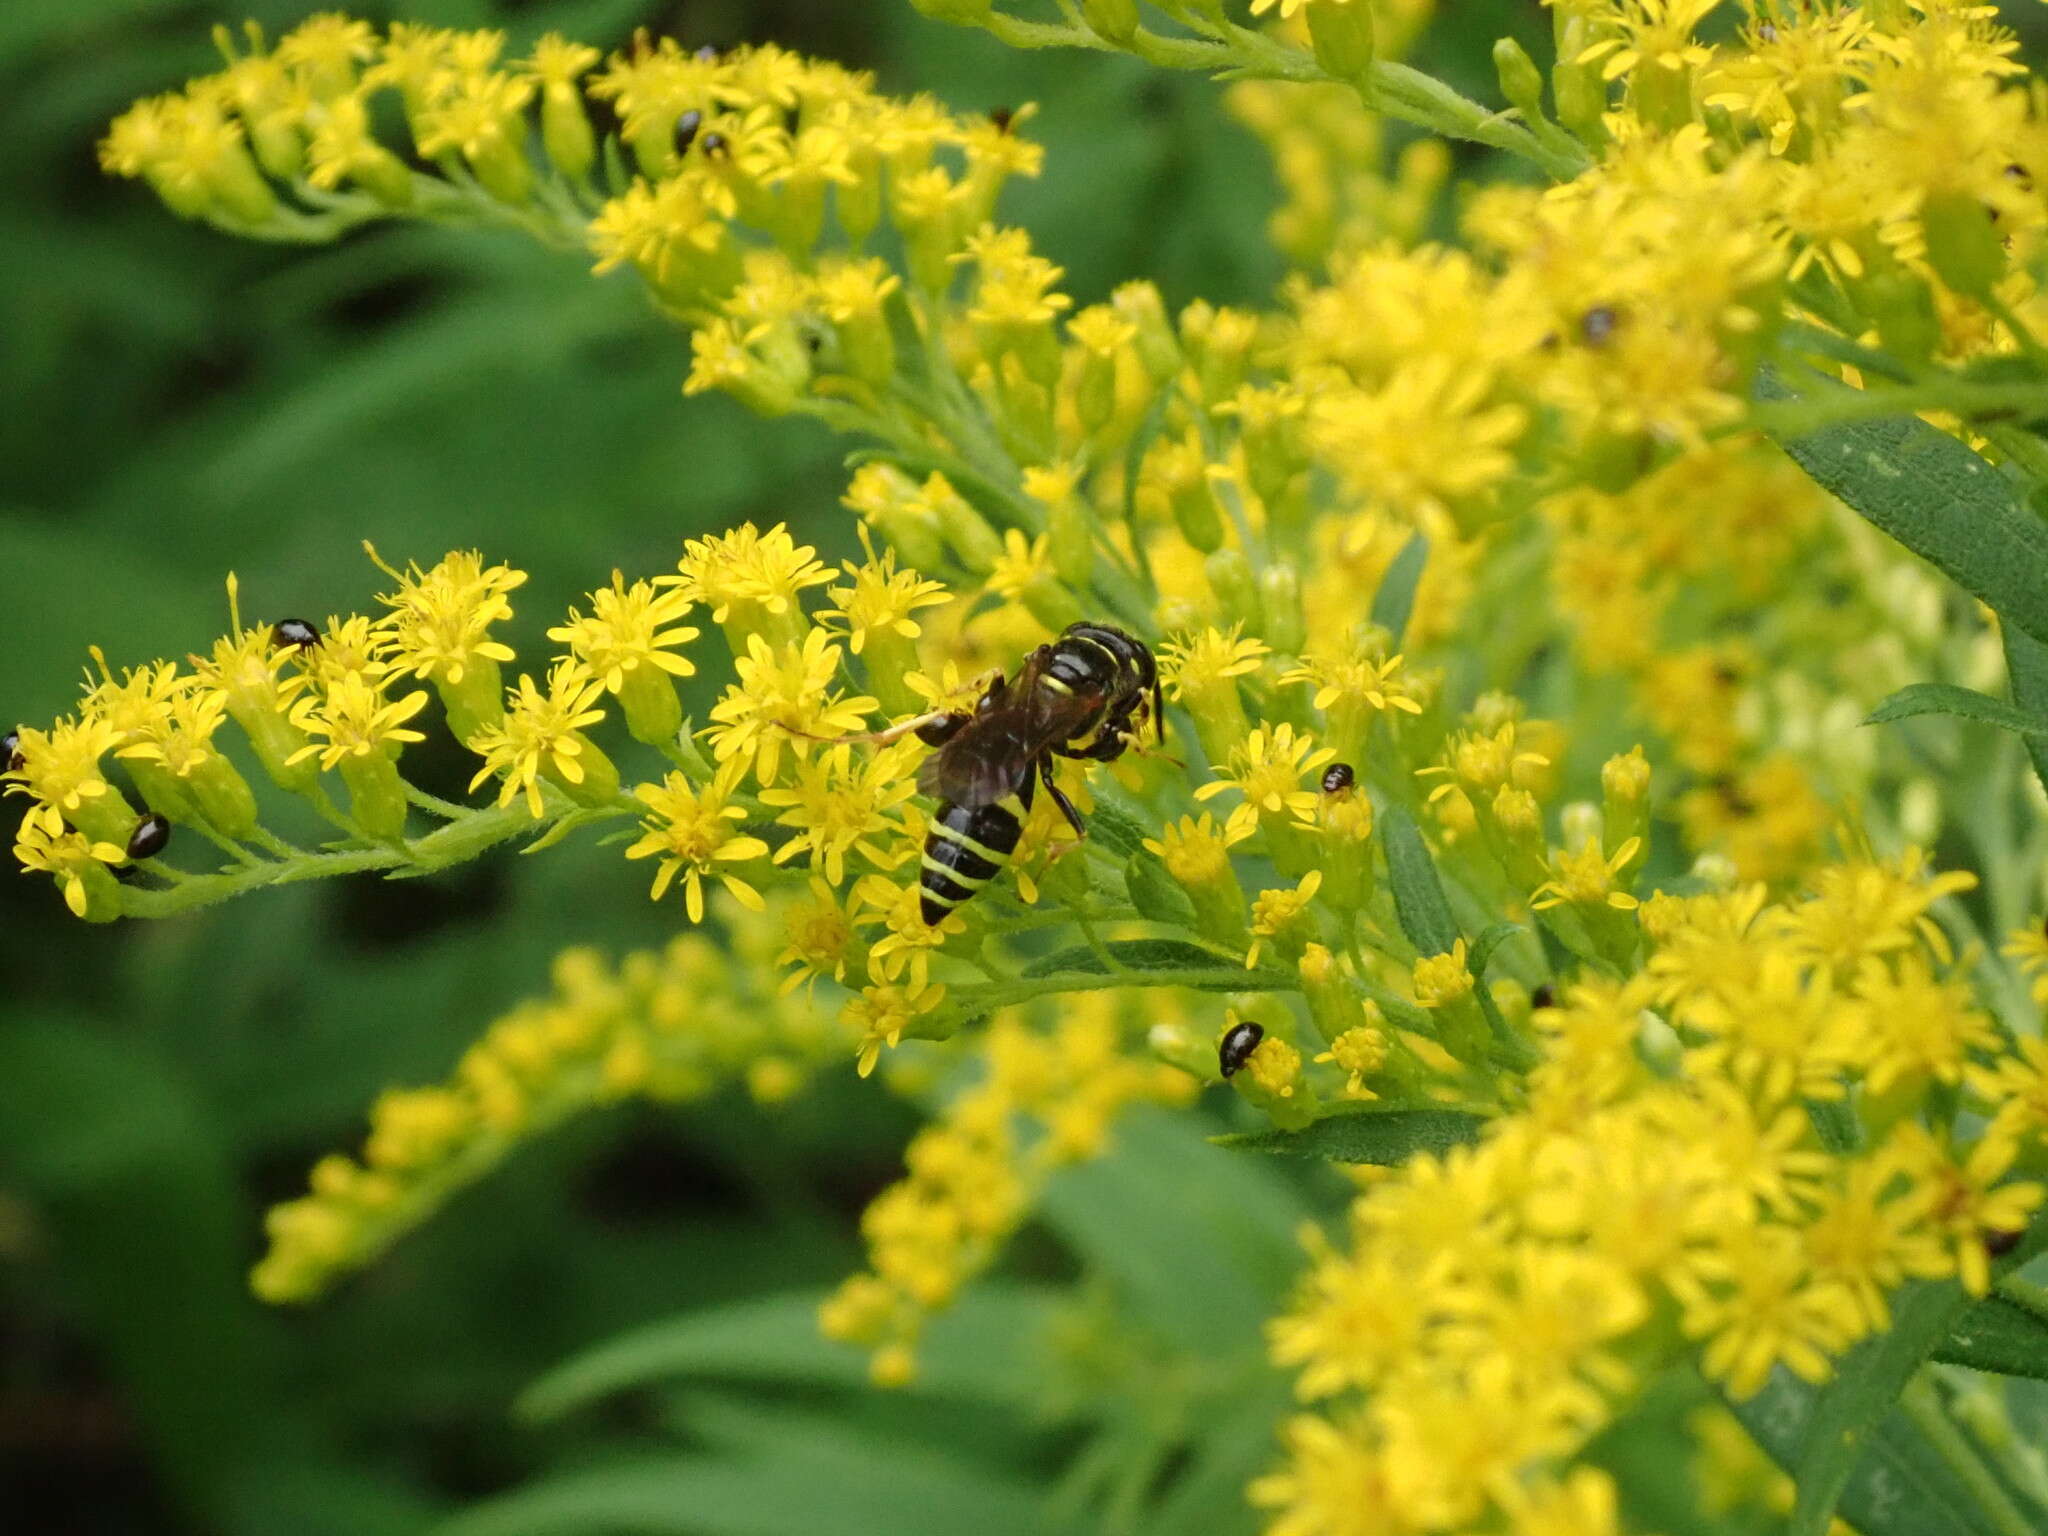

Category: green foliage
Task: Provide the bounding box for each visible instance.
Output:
[1210,1106,1487,1161]
[0,3,1305,1529]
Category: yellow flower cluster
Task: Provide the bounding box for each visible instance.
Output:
[255,920,852,1303]
[1258,850,2047,1536]
[821,995,1196,1383]
[60,4,2048,1530]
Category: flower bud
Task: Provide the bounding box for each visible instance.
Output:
[340,751,409,842]
[1308,0,1375,83]
[1258,563,1307,655]
[437,658,505,746]
[1080,0,1140,43]
[1600,745,1651,875]
[1494,37,1546,123]
[1113,281,1182,384]
[906,0,996,22]
[929,478,1006,574]
[619,665,684,747]
[1229,1027,1316,1130]
[1147,815,1249,947]
[540,84,596,182]
[1205,546,1265,635]
[189,753,260,839]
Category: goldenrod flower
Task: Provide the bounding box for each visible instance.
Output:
[668,522,832,650]
[13,805,125,920]
[1531,837,1643,912]
[624,767,769,922]
[845,979,946,1078]
[1193,722,1334,840]
[466,659,614,818]
[758,742,920,886]
[1412,938,1474,1008]
[547,574,698,745]
[287,674,430,769]
[705,629,875,786]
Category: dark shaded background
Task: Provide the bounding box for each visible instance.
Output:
[0,2,1814,1532]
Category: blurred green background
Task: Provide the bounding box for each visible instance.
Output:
[0,2,1723,1533]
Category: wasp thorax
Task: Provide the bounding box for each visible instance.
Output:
[1,727,21,774]
[1219,1020,1265,1078]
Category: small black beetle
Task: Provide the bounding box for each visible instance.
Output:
[126,813,173,862]
[1219,1020,1265,1079]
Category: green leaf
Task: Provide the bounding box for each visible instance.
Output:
[1381,808,1460,957]
[1727,1278,1978,1536]
[437,1429,1045,1536]
[1037,1109,1305,1356]
[1124,852,1198,927]
[1932,1295,2048,1381]
[1021,938,1283,988]
[1370,531,1428,647]
[1761,372,2048,648]
[1865,683,2048,738]
[518,1283,1057,1422]
[2003,627,2048,799]
[1211,1107,1487,1163]
[1466,921,1522,978]
[1085,800,1156,860]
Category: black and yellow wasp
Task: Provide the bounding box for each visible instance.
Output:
[842,622,1162,924]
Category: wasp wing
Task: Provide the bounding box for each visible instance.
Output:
[915,656,1102,806]
[917,717,1038,805]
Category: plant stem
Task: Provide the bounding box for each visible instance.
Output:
[1900,1372,2041,1536]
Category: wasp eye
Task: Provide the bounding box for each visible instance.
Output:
[700,131,730,159]
[1320,762,1356,795]
[1529,983,1556,1010]
[1218,1020,1265,1079]
[673,109,703,156]
[1580,305,1621,346]
[694,43,722,63]
[126,812,173,862]
[989,105,1014,134]
[1986,1226,2025,1258]
[272,618,320,650]
[1,727,21,774]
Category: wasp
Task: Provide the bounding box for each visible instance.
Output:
[836,622,1161,924]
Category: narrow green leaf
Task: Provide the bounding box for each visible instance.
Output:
[1865,683,2048,738]
[1123,378,1181,528]
[1085,801,1156,861]
[1727,1278,1977,1536]
[1381,808,1459,957]
[437,1429,1044,1536]
[1211,1107,1487,1163]
[1021,938,1283,988]
[1761,372,2048,648]
[518,1284,1057,1423]
[1932,1295,2048,1381]
[2002,626,2048,799]
[1124,852,1197,927]
[1370,532,1428,647]
[1466,921,1522,978]
[1731,1368,1983,1536]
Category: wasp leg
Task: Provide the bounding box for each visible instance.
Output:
[1039,758,1088,839]
[779,709,966,747]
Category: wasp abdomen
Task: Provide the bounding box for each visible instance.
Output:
[920,795,1025,923]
